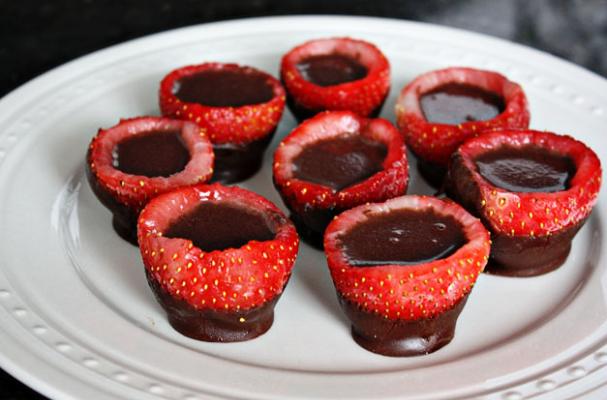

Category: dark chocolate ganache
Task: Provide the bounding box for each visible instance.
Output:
[113,129,190,177]
[475,146,576,193]
[339,209,467,266]
[420,83,505,125]
[164,202,276,251]
[296,54,368,87]
[292,135,387,191]
[173,69,274,107]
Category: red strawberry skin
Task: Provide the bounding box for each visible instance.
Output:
[324,195,490,356]
[137,184,299,341]
[159,63,286,183]
[281,37,390,121]
[446,129,602,276]
[395,67,529,186]
[273,111,408,246]
[86,117,214,244]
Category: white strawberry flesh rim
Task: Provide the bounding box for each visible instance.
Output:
[91,117,214,207]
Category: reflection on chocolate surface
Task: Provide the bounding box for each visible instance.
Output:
[420,83,505,125]
[339,294,468,357]
[475,145,575,193]
[164,202,276,251]
[297,54,367,87]
[339,209,466,266]
[113,129,189,177]
[292,135,387,191]
[174,69,274,107]
[147,272,279,342]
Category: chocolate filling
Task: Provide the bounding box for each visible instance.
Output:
[339,209,466,266]
[164,202,276,251]
[113,129,190,177]
[292,135,387,191]
[173,69,274,107]
[420,83,505,125]
[297,54,368,87]
[475,145,576,193]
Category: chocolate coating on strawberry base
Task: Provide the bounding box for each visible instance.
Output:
[147,272,280,342]
[289,210,337,249]
[85,171,140,245]
[487,222,583,276]
[210,133,274,183]
[340,294,468,357]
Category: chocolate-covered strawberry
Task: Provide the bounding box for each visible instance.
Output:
[86,117,214,244]
[446,129,601,276]
[160,62,285,183]
[324,195,490,357]
[273,111,408,248]
[281,37,390,121]
[395,67,530,186]
[137,184,299,342]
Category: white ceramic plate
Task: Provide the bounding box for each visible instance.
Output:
[0,16,606,400]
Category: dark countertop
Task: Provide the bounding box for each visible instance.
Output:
[0,0,605,398]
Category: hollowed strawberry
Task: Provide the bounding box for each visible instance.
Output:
[273,111,408,248]
[159,62,286,183]
[446,129,601,276]
[86,116,214,244]
[137,184,299,342]
[395,67,530,186]
[281,37,390,121]
[324,195,490,356]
